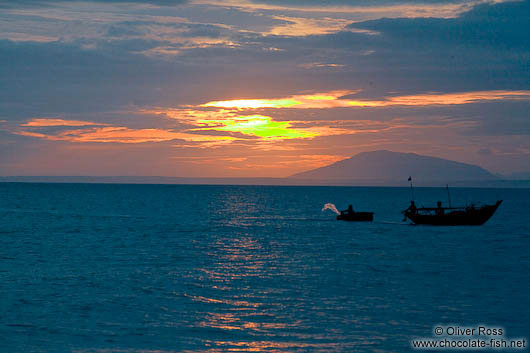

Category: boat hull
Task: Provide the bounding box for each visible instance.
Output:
[404,200,502,226]
[337,212,374,222]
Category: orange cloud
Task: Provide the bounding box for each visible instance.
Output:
[267,16,353,36]
[21,118,107,127]
[201,90,530,109]
[16,126,235,144]
[201,90,355,109]
[13,93,501,149]
[374,90,530,107]
[15,114,332,145]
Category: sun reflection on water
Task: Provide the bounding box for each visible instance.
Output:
[180,189,366,352]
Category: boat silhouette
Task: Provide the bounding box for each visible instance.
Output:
[402,178,502,225]
[336,205,374,222]
[402,200,502,225]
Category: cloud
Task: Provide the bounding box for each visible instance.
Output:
[0,0,187,7]
[367,91,530,107]
[21,118,108,127]
[1,0,529,177]
[16,126,235,144]
[247,0,498,5]
[201,90,530,109]
[478,148,493,156]
[192,115,317,139]
[13,114,336,144]
[351,0,530,50]
[198,0,515,19]
[265,15,352,36]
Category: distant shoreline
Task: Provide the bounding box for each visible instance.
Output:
[1,176,530,188]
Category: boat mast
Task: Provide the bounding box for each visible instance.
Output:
[409,176,415,201]
[446,184,452,208]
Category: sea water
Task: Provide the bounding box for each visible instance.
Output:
[0,183,529,352]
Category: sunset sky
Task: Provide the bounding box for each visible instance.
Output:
[1,0,529,177]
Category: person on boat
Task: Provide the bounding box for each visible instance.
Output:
[347,205,354,214]
[436,201,444,215]
[407,201,417,214]
[403,201,417,221]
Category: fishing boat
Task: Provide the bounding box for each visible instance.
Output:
[402,178,502,225]
[336,205,374,222]
[402,200,502,225]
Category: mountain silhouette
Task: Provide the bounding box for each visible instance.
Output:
[290,150,497,182]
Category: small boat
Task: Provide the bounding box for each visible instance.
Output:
[402,200,502,226]
[337,205,374,222]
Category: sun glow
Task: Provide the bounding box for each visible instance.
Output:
[202,99,300,109]
[201,90,530,110]
[195,115,317,139]
[201,91,353,109]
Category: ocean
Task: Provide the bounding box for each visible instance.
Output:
[1,183,529,352]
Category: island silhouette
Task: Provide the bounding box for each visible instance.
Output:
[290,150,497,184]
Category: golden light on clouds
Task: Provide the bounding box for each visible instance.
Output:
[377,90,530,107]
[201,91,354,109]
[15,115,324,145]
[201,90,530,109]
[202,99,301,109]
[267,16,352,37]
[15,89,530,149]
[194,115,317,139]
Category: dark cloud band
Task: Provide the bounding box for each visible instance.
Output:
[0,0,187,8]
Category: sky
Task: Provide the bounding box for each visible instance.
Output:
[0,0,529,177]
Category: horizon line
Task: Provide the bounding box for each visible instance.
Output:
[1,175,529,188]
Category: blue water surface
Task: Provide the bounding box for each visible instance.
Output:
[0,183,529,352]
